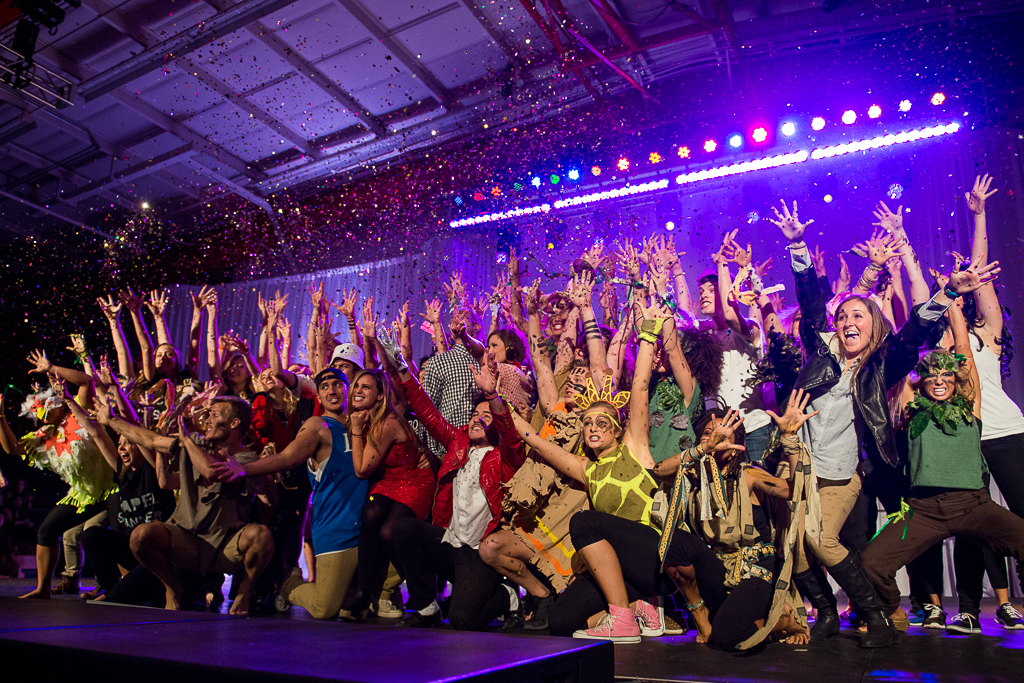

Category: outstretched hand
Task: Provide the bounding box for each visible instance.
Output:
[377,326,406,369]
[703,410,746,455]
[946,253,1000,295]
[965,173,997,216]
[768,200,814,242]
[766,389,819,437]
[26,349,52,375]
[469,355,499,396]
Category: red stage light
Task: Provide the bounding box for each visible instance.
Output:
[703,139,717,153]
[616,157,630,171]
[751,127,768,143]
[591,165,602,176]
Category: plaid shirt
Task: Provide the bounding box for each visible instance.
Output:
[421,343,481,458]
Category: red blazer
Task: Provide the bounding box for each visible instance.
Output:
[401,376,525,538]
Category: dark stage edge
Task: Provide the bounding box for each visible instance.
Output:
[3,582,1024,683]
[0,594,612,683]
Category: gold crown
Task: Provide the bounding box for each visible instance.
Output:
[572,375,630,412]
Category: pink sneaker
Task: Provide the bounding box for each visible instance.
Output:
[634,598,665,636]
[572,604,642,643]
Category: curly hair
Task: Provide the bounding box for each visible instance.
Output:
[911,350,976,406]
[679,326,724,396]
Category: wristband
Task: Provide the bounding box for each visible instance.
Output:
[867,262,884,271]
[786,241,807,250]
[943,286,962,299]
[638,318,666,343]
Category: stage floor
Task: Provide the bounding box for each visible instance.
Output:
[2,579,1022,682]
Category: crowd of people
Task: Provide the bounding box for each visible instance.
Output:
[2,174,1023,651]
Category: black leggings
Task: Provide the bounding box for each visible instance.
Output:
[355,494,415,606]
[548,512,720,635]
[549,511,772,650]
[38,502,107,547]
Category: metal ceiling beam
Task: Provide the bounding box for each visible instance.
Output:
[76,0,303,102]
[335,0,455,108]
[80,0,320,159]
[0,141,135,208]
[106,89,265,181]
[64,144,197,203]
[0,187,115,239]
[203,0,387,138]
[455,0,528,71]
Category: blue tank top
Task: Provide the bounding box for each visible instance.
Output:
[308,417,368,554]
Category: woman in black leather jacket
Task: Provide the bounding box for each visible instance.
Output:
[768,200,995,648]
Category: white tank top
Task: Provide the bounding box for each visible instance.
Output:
[974,342,1024,440]
[713,327,770,433]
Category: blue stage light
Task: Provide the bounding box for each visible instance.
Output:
[781,122,796,137]
[568,169,580,181]
[728,134,743,148]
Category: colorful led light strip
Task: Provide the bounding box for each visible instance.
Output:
[449,203,551,228]
[810,122,960,159]
[553,179,669,209]
[675,151,809,185]
[449,123,959,228]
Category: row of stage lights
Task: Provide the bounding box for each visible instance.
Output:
[449,122,960,229]
[451,93,950,205]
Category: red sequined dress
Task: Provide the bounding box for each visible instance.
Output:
[370,439,436,520]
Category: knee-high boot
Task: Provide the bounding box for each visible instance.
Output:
[794,564,840,642]
[828,554,897,648]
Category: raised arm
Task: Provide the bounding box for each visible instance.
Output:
[256,292,270,368]
[850,229,900,296]
[717,231,756,342]
[932,270,983,418]
[27,349,92,407]
[186,290,203,379]
[964,174,1002,334]
[567,270,607,386]
[761,389,819,497]
[420,298,449,353]
[120,288,155,381]
[97,294,134,378]
[97,392,176,453]
[266,295,299,390]
[359,297,379,370]
[872,202,929,304]
[201,286,223,383]
[510,410,586,484]
[145,289,171,347]
[524,281,559,415]
[212,416,326,482]
[55,378,118,474]
[0,395,23,456]
[627,296,671,465]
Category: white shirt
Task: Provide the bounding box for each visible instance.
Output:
[441,446,491,549]
[975,342,1024,440]
[714,327,771,433]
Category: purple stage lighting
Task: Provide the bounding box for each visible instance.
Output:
[899,99,912,112]
[568,169,580,181]
[810,122,960,160]
[591,165,602,176]
[495,252,508,264]
[781,122,796,137]
[703,139,718,153]
[553,179,669,209]
[931,92,946,105]
[728,134,743,148]
[823,194,834,203]
[449,202,551,228]
[617,157,630,171]
[868,104,882,119]
[675,151,809,185]
[752,127,768,143]
[841,110,857,124]
[665,221,675,231]
[811,117,826,131]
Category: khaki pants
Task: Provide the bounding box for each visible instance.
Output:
[288,547,359,620]
[796,473,861,573]
[61,511,108,578]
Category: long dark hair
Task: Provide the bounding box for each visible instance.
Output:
[488,328,526,364]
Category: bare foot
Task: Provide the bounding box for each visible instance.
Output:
[692,605,712,644]
[164,589,182,611]
[775,604,811,645]
[19,587,51,600]
[230,593,250,616]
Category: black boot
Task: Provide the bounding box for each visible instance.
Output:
[828,554,897,648]
[794,566,840,642]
